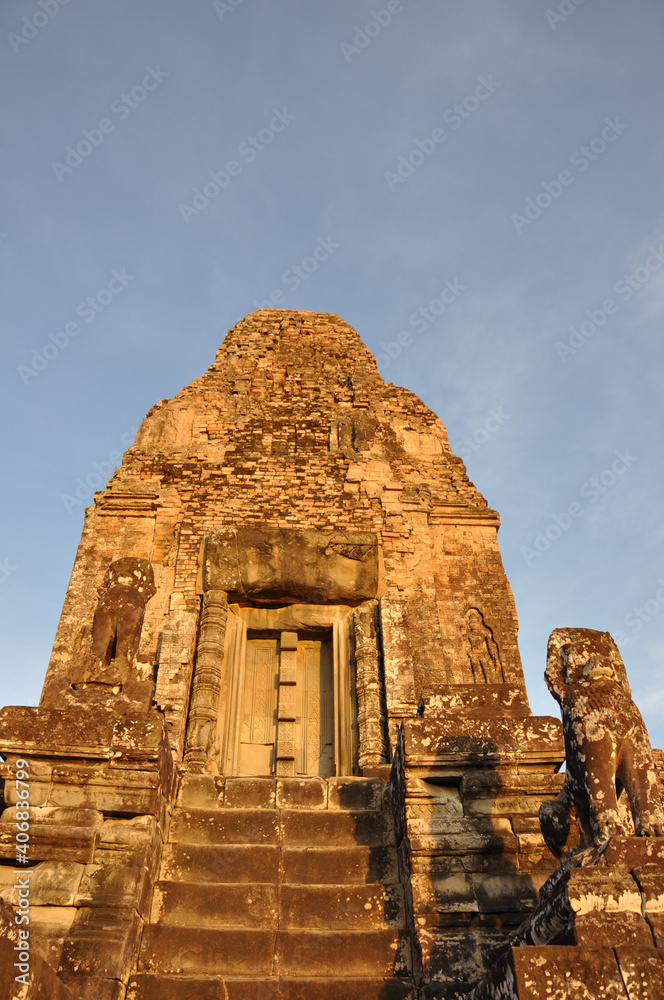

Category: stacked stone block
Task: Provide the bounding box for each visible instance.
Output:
[0,708,173,999]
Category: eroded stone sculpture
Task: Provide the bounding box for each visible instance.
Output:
[539,626,664,858]
[86,557,156,683]
[465,607,504,683]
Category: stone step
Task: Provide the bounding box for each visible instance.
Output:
[151,880,405,930]
[127,972,417,1000]
[281,809,393,847]
[169,808,278,846]
[151,881,278,927]
[280,883,406,930]
[138,926,411,977]
[276,929,412,977]
[168,808,393,848]
[139,926,276,976]
[282,845,399,885]
[160,842,398,885]
[176,775,387,813]
[161,842,280,884]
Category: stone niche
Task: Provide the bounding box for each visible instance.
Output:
[203,526,382,605]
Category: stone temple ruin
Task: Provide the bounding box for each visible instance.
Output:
[0,309,663,998]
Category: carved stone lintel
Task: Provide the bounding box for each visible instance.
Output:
[353,603,388,768]
[184,589,228,772]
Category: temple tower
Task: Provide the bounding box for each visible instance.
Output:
[40,308,532,748]
[1,309,616,998]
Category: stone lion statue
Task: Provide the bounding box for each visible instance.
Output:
[539,627,664,858]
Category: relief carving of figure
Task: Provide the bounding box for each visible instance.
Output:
[86,557,156,684]
[539,627,664,859]
[465,608,504,683]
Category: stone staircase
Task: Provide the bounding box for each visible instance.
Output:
[127,775,416,1000]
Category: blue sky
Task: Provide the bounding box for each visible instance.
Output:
[2,0,664,747]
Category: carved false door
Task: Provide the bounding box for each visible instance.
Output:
[238,638,279,776]
[295,637,334,777]
[236,631,334,777]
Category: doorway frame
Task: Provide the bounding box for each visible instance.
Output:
[218,604,356,777]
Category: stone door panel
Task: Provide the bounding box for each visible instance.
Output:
[237,633,334,777]
[238,638,279,776]
[295,638,334,778]
[218,605,359,778]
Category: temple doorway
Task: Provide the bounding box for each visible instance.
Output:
[217,604,358,778]
[238,631,334,777]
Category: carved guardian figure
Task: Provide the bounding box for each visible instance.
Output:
[539,627,664,858]
[465,607,504,683]
[87,557,156,683]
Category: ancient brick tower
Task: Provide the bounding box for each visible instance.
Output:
[0,310,662,999]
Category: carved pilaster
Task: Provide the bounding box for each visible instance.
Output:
[184,589,228,772]
[354,602,388,768]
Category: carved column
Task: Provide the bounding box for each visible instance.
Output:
[184,589,228,772]
[354,603,388,768]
